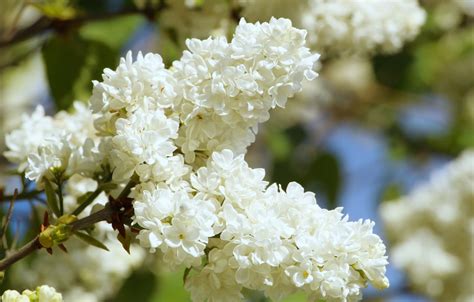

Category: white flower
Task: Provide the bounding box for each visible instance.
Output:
[172,17,319,161]
[4,18,390,302]
[90,51,177,135]
[5,102,103,185]
[133,186,218,268]
[36,285,63,302]
[301,0,426,55]
[4,106,55,171]
[185,243,243,302]
[0,290,28,302]
[186,150,389,301]
[109,107,179,181]
[158,0,234,50]
[1,285,62,302]
[381,150,474,301]
[25,137,71,184]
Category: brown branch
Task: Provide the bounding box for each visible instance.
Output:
[0,235,41,272]
[0,203,115,271]
[0,189,17,239]
[0,3,169,48]
[0,189,42,202]
[0,16,52,47]
[70,203,114,231]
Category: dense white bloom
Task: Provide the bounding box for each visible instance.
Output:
[1,285,62,302]
[158,0,234,50]
[133,185,218,268]
[4,106,55,171]
[90,52,177,135]
[4,102,102,185]
[157,0,425,58]
[301,0,426,55]
[381,150,474,302]
[109,107,179,181]
[89,18,319,164]
[173,18,319,161]
[5,18,389,302]
[183,150,389,301]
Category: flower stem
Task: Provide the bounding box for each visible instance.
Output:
[0,204,114,271]
[71,187,104,216]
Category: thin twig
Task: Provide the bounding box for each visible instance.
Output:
[118,179,136,199]
[0,42,43,71]
[57,180,64,216]
[0,235,40,271]
[0,189,42,202]
[71,187,103,216]
[70,203,114,231]
[0,189,17,249]
[0,4,168,48]
[0,177,137,271]
[0,203,114,271]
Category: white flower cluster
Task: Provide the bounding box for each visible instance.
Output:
[1,285,62,302]
[4,102,101,186]
[90,17,318,173]
[301,0,426,56]
[172,18,318,162]
[133,150,389,301]
[156,0,426,58]
[5,18,389,301]
[180,150,389,301]
[381,150,474,302]
[158,0,234,49]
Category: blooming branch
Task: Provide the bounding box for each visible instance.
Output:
[2,17,390,301]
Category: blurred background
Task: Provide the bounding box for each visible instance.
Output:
[0,0,473,301]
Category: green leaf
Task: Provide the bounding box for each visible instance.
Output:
[76,191,93,206]
[44,179,61,217]
[380,183,403,202]
[111,270,157,302]
[42,34,116,110]
[373,50,415,91]
[74,231,109,251]
[182,267,191,284]
[151,270,190,302]
[304,152,341,210]
[117,233,131,254]
[79,15,145,50]
[99,182,118,192]
[267,130,292,161]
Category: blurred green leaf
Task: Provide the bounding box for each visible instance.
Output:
[42,34,116,110]
[152,270,190,301]
[270,148,341,209]
[44,179,60,217]
[80,15,145,50]
[110,269,157,302]
[281,293,315,302]
[160,35,181,67]
[267,130,292,161]
[373,50,415,91]
[74,231,109,251]
[380,183,403,202]
[76,0,108,13]
[374,27,474,94]
[304,152,341,209]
